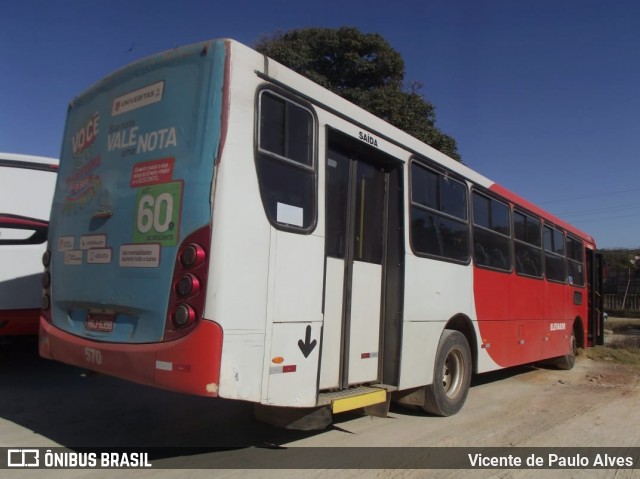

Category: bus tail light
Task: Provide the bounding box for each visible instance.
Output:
[42,294,51,311]
[173,303,197,328]
[165,225,211,341]
[42,250,51,267]
[176,273,201,297]
[180,243,206,268]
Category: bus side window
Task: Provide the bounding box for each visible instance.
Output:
[256,90,316,231]
[472,191,512,272]
[543,225,566,283]
[410,162,469,263]
[513,210,543,278]
[566,236,585,286]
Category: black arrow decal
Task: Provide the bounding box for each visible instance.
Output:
[298,325,317,358]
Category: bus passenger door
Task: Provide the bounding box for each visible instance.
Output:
[320,136,399,390]
[586,248,605,346]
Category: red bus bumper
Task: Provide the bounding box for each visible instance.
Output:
[39,316,223,397]
[0,309,40,336]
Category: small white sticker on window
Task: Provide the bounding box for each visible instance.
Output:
[80,234,107,250]
[328,158,338,168]
[119,244,160,268]
[87,248,112,264]
[277,202,304,227]
[64,250,83,265]
[58,236,75,251]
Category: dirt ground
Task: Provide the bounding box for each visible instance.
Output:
[1,328,639,479]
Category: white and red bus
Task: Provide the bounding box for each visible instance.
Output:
[39,39,604,426]
[1,153,58,337]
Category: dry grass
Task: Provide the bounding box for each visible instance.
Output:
[607,317,640,334]
[587,317,640,365]
[587,345,640,365]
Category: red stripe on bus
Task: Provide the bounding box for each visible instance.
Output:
[0,215,48,229]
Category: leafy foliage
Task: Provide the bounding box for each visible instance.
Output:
[602,248,640,269]
[255,27,461,161]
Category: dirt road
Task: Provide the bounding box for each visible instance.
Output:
[1,337,639,478]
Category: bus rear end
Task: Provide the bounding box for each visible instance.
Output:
[40,41,228,396]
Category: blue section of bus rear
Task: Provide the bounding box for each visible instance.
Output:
[48,41,226,343]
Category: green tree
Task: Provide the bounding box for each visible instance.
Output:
[255,27,461,161]
[602,249,640,269]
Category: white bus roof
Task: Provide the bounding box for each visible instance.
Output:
[0,152,59,166]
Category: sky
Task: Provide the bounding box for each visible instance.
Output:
[1,0,639,249]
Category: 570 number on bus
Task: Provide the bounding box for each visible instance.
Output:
[84,347,102,365]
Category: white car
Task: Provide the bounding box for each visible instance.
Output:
[0,153,58,336]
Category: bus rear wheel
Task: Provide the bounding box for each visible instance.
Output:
[422,330,472,417]
[555,329,577,370]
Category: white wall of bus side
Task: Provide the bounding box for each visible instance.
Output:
[205,43,324,407]
[263,229,324,406]
[207,41,503,406]
[248,45,503,387]
[204,44,271,402]
[399,253,500,389]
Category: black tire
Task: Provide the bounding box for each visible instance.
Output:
[422,330,472,416]
[555,329,577,370]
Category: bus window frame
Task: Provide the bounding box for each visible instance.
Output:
[513,208,544,280]
[543,224,567,284]
[408,157,471,266]
[470,188,513,274]
[254,86,319,234]
[566,234,586,287]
